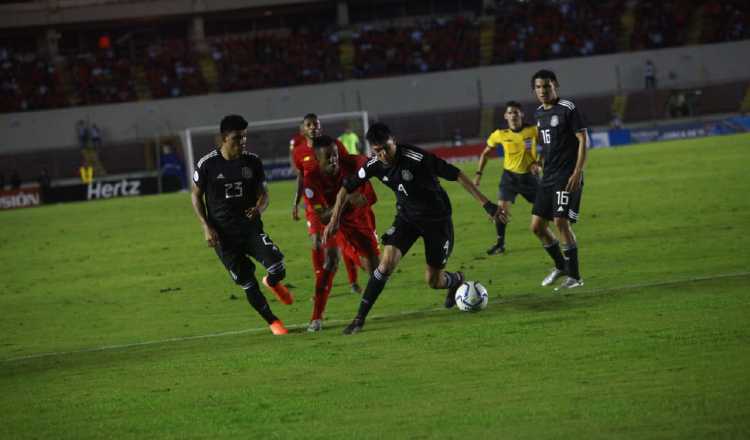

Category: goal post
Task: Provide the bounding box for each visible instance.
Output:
[181,111,369,185]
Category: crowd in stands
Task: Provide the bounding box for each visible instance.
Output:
[145,39,206,98]
[0,48,66,112]
[492,0,620,63]
[351,16,479,78]
[1,0,748,113]
[211,27,343,92]
[69,48,136,105]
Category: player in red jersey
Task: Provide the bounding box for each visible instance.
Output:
[289,114,365,294]
[302,135,380,332]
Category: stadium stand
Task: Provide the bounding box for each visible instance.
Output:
[1,0,747,113]
[0,0,748,186]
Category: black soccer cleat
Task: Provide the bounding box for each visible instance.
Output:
[444,271,465,309]
[486,243,505,255]
[343,317,365,335]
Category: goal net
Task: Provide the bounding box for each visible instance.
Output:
[181,111,369,183]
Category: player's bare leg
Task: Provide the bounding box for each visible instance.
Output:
[488,199,511,255]
[343,245,401,334]
[359,252,379,275]
[553,217,583,290]
[531,215,567,286]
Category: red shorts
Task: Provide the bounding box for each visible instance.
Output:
[305,203,324,235]
[338,221,380,262]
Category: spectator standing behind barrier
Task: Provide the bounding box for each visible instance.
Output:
[76,120,89,149]
[79,160,94,184]
[644,60,656,89]
[160,144,187,192]
[37,168,51,202]
[90,124,102,149]
[10,170,21,189]
[338,127,360,155]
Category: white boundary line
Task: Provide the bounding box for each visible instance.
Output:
[2,271,748,364]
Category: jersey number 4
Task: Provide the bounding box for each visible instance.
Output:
[224,182,243,199]
[541,129,552,144]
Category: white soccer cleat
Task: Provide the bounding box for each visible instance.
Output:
[554,277,584,291]
[541,268,565,286]
[307,319,322,333]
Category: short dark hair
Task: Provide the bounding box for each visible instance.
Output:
[303,113,318,122]
[366,122,392,145]
[531,69,558,89]
[220,114,248,136]
[505,100,522,110]
[312,135,336,150]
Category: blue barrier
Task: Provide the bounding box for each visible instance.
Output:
[591,116,747,148]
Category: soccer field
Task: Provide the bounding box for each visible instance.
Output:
[2,135,749,439]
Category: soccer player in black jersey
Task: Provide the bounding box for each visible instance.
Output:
[190,114,295,335]
[530,70,588,291]
[323,123,506,334]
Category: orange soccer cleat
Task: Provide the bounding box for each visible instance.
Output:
[269,320,289,335]
[263,276,295,305]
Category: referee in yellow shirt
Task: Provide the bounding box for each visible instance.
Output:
[474,101,540,254]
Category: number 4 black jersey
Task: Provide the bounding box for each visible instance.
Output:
[534,98,587,186]
[193,149,266,234]
[344,144,461,222]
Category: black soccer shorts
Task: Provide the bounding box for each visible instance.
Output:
[532,182,583,223]
[214,224,285,288]
[498,170,539,204]
[381,215,454,269]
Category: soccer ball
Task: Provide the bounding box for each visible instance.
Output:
[455,281,489,312]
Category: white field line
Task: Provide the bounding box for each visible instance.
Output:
[2,271,748,364]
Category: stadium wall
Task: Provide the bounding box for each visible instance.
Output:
[1,39,749,153]
[0,0,320,28]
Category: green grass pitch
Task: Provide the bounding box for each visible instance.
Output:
[1,134,749,439]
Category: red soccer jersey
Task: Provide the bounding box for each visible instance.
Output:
[292,136,350,176]
[292,135,351,231]
[303,154,379,258]
[302,154,376,227]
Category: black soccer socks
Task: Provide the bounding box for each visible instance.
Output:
[562,244,581,281]
[356,268,389,320]
[544,240,566,271]
[245,284,278,324]
[495,221,507,247]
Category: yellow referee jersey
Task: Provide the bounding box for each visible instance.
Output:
[486,125,538,173]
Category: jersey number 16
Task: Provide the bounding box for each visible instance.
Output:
[541,129,552,144]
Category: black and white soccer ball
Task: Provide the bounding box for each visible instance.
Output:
[455,281,489,312]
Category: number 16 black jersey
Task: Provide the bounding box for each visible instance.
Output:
[534,99,587,187]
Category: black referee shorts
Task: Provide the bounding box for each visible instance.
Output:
[498,170,539,204]
[381,215,454,269]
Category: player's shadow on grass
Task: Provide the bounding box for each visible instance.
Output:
[321,287,625,334]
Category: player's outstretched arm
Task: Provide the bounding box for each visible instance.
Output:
[322,187,349,243]
[190,184,219,247]
[473,145,493,186]
[456,171,507,224]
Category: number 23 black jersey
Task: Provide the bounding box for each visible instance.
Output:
[194,149,266,232]
[344,144,460,222]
